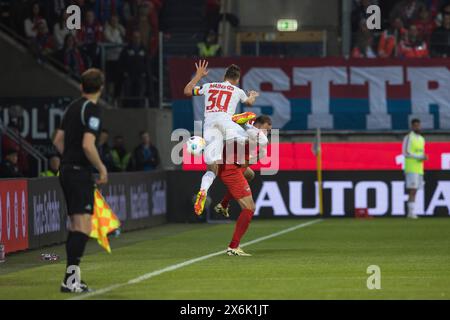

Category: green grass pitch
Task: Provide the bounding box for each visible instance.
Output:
[1,218,450,300]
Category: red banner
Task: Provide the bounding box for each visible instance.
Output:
[0,180,28,253]
[183,142,450,171]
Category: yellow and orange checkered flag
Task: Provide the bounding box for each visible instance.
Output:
[90,189,121,253]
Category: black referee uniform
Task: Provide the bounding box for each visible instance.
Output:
[60,97,102,215]
[58,96,102,292]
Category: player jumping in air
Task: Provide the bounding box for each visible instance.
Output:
[183,60,259,216]
[215,115,272,218]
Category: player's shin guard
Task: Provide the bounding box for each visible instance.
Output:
[221,191,233,208]
[64,231,89,283]
[229,209,254,249]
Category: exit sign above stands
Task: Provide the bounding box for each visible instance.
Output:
[277,19,298,32]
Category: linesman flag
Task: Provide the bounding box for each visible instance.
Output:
[90,189,121,253]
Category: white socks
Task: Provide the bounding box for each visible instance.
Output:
[200,171,216,193]
[407,201,415,216]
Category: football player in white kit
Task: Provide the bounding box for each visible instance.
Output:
[183,60,259,215]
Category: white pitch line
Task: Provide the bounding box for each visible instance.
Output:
[69,219,323,300]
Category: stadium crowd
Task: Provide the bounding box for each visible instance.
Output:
[0,0,222,102]
[0,128,160,178]
[352,0,450,58]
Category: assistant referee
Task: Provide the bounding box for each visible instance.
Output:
[53,69,108,293]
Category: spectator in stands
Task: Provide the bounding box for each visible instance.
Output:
[390,0,426,27]
[378,17,407,57]
[412,6,436,43]
[94,0,125,24]
[57,34,86,76]
[127,2,157,55]
[77,9,103,68]
[0,149,23,178]
[398,24,429,57]
[104,14,126,59]
[132,131,160,171]
[105,14,126,97]
[434,3,450,27]
[45,0,69,30]
[428,0,443,21]
[40,155,60,177]
[124,0,163,25]
[197,30,221,57]
[97,129,114,171]
[54,9,76,50]
[430,7,450,56]
[33,20,54,56]
[351,25,377,58]
[24,1,48,39]
[119,30,150,105]
[111,135,132,172]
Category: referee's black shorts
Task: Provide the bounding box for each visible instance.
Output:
[59,165,95,215]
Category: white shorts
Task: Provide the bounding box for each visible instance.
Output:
[203,117,248,165]
[405,173,424,190]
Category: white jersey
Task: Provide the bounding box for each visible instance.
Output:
[193,81,249,164]
[196,81,248,120]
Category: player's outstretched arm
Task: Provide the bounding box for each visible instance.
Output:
[183,60,209,97]
[244,90,260,106]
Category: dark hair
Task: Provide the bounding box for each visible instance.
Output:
[224,64,241,81]
[81,69,104,94]
[254,115,272,126]
[411,118,421,125]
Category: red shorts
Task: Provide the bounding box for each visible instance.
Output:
[218,164,252,200]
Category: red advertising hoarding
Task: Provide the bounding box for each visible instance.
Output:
[183,142,450,171]
[0,179,28,253]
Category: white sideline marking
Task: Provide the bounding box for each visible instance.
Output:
[69,219,323,300]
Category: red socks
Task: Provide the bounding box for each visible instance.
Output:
[229,209,254,249]
[220,191,233,208]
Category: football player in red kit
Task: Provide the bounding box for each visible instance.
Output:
[218,115,272,256]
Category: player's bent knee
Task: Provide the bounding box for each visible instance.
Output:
[238,196,255,212]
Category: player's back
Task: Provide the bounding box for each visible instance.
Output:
[200,81,248,120]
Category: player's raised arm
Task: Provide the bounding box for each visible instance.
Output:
[183,60,209,97]
[244,90,260,106]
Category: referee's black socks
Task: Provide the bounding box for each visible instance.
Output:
[64,231,90,283]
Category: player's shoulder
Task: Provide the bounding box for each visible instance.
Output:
[64,97,85,118]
